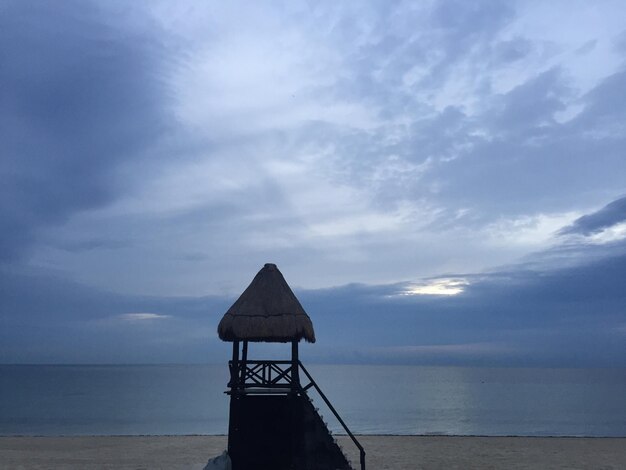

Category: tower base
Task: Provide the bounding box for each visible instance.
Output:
[228,392,352,470]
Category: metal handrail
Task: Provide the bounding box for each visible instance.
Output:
[298,361,366,470]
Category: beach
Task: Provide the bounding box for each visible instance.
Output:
[1,435,625,469]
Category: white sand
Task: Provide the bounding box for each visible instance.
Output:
[1,435,625,469]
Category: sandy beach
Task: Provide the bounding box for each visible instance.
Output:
[1,435,625,469]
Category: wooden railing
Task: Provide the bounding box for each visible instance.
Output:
[235,360,294,388]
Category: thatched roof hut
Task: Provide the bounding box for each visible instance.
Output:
[218,263,316,343]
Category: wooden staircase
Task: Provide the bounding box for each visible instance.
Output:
[300,392,352,470]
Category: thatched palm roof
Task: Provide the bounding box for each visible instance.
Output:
[218,263,316,343]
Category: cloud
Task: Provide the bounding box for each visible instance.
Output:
[0,1,171,262]
[0,265,232,363]
[2,217,626,366]
[559,196,626,236]
[3,0,623,296]
[1,2,626,366]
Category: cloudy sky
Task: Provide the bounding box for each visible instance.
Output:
[2,0,625,366]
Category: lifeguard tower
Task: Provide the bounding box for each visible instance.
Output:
[218,263,365,470]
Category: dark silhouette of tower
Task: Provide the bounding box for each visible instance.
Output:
[218,263,365,470]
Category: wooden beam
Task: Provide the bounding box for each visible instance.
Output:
[291,340,300,390]
[230,340,239,389]
[239,340,248,385]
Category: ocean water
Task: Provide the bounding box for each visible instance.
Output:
[1,364,625,437]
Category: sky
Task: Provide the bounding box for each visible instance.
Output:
[1,0,626,366]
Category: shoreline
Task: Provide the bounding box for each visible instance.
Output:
[2,435,625,469]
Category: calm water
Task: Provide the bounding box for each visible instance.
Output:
[1,364,625,437]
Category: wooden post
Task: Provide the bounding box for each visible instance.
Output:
[230,340,240,389]
[291,340,300,390]
[227,340,240,458]
[239,340,248,387]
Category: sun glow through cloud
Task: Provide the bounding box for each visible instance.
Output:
[119,313,171,321]
[402,278,469,296]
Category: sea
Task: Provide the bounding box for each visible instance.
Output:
[1,364,625,437]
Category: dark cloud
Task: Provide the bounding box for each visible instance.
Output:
[289,16,625,223]
[613,29,626,56]
[433,0,514,35]
[0,265,231,363]
[573,68,626,128]
[300,246,626,367]
[416,66,626,217]
[0,1,170,262]
[575,39,597,55]
[489,68,569,135]
[319,0,515,112]
[55,238,132,253]
[559,196,626,236]
[421,0,515,89]
[492,37,533,63]
[3,233,625,366]
[303,6,626,222]
[0,267,203,325]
